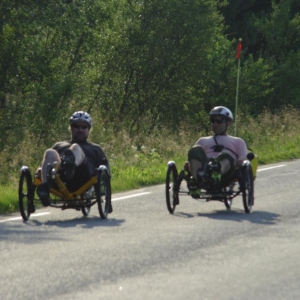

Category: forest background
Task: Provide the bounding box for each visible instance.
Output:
[1,0,300,212]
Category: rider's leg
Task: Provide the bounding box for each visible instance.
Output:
[219,158,231,174]
[37,149,60,206]
[61,143,86,180]
[188,145,208,179]
[68,143,86,166]
[41,149,61,182]
[217,153,235,175]
[217,153,236,186]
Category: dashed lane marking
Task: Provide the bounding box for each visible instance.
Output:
[0,192,152,223]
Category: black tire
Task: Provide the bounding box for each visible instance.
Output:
[224,197,232,209]
[166,162,179,214]
[81,187,93,216]
[223,184,234,209]
[81,201,91,216]
[96,167,112,219]
[19,167,35,221]
[241,164,254,213]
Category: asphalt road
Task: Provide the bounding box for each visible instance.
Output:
[1,160,300,300]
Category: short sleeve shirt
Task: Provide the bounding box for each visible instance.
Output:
[195,135,247,164]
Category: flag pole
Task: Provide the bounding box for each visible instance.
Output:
[234,38,242,136]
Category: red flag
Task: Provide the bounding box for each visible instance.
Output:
[236,39,242,59]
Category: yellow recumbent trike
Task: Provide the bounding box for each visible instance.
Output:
[18,161,112,221]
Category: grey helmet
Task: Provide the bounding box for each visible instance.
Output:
[69,111,92,127]
[209,106,233,121]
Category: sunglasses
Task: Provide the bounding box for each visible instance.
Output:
[72,124,89,129]
[210,118,225,124]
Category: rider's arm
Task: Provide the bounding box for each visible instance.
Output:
[95,146,110,175]
[236,138,248,167]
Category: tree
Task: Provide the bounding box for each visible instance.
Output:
[220,0,300,113]
[90,0,229,135]
[0,0,115,146]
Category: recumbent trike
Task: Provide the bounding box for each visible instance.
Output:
[165,152,258,214]
[18,160,112,221]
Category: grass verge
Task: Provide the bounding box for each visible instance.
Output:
[1,108,300,214]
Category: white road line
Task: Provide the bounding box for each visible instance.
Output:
[112,192,152,201]
[258,165,285,172]
[0,192,152,223]
[0,212,51,223]
[0,165,287,224]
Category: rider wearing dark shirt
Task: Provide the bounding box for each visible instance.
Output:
[36,111,110,206]
[52,140,109,192]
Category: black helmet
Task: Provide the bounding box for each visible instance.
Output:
[69,111,92,127]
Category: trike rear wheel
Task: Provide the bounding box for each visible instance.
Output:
[223,184,234,209]
[19,167,35,221]
[81,201,91,216]
[224,197,232,209]
[96,167,112,219]
[166,162,179,214]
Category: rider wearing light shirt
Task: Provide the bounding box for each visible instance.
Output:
[187,106,248,187]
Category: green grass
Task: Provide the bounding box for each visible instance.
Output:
[0,185,20,214]
[2,108,300,215]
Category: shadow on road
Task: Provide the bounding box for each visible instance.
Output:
[0,217,126,244]
[174,210,280,225]
[29,216,125,228]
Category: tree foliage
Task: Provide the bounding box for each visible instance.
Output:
[92,0,229,135]
[222,0,300,113]
[0,0,300,154]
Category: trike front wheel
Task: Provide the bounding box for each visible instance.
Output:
[96,166,112,219]
[240,164,254,213]
[19,167,35,221]
[166,162,179,214]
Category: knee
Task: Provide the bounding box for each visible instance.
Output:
[70,143,79,150]
[69,144,85,164]
[44,149,60,161]
[188,145,206,160]
[69,143,84,155]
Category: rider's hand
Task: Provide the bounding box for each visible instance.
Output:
[236,156,247,168]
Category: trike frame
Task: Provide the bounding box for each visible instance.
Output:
[18,162,112,221]
[166,157,254,214]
